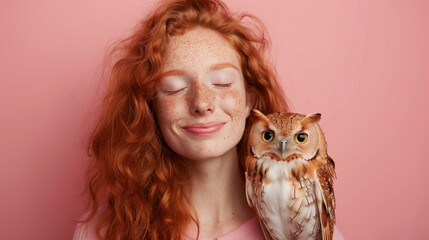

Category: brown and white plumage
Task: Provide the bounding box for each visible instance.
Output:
[244,109,336,240]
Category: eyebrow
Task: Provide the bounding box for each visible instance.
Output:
[161,63,240,77]
[160,69,186,78]
[209,63,240,71]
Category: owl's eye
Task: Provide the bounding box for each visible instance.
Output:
[294,133,308,143]
[262,131,274,142]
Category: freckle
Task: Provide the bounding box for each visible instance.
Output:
[196,145,203,154]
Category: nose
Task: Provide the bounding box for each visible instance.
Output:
[189,83,215,115]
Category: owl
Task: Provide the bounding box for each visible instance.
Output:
[244,109,336,240]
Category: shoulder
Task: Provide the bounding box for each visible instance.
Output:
[72,212,102,240]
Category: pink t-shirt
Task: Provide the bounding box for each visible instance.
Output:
[73,214,345,240]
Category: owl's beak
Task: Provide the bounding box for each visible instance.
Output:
[280,140,287,158]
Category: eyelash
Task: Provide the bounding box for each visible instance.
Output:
[165,87,187,95]
[163,82,231,95]
[213,83,232,87]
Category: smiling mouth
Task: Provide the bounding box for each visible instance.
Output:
[183,122,225,136]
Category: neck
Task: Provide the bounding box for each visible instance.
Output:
[186,147,255,238]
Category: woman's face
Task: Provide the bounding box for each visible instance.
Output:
[153,27,251,161]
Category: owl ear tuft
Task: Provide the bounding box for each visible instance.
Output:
[250,109,269,122]
[302,113,322,124]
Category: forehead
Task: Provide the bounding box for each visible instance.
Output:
[267,112,305,135]
[163,27,241,72]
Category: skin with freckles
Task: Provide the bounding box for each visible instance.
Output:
[154,26,252,161]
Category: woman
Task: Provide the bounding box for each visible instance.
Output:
[74,0,343,239]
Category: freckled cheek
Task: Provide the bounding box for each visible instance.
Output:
[154,97,186,125]
[219,90,247,117]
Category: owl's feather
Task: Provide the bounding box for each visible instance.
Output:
[315,155,336,240]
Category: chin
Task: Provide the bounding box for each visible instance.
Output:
[177,144,238,162]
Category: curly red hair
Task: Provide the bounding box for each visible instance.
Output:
[83,0,289,239]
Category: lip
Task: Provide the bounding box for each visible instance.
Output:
[183,122,225,136]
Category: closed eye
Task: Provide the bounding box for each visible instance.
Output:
[207,68,236,88]
[165,87,188,95]
[159,74,189,95]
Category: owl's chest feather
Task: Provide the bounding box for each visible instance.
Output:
[250,157,321,240]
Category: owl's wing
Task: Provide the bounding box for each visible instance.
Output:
[314,155,336,240]
[245,172,254,208]
[246,174,274,240]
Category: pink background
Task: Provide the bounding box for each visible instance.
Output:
[1,0,428,239]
